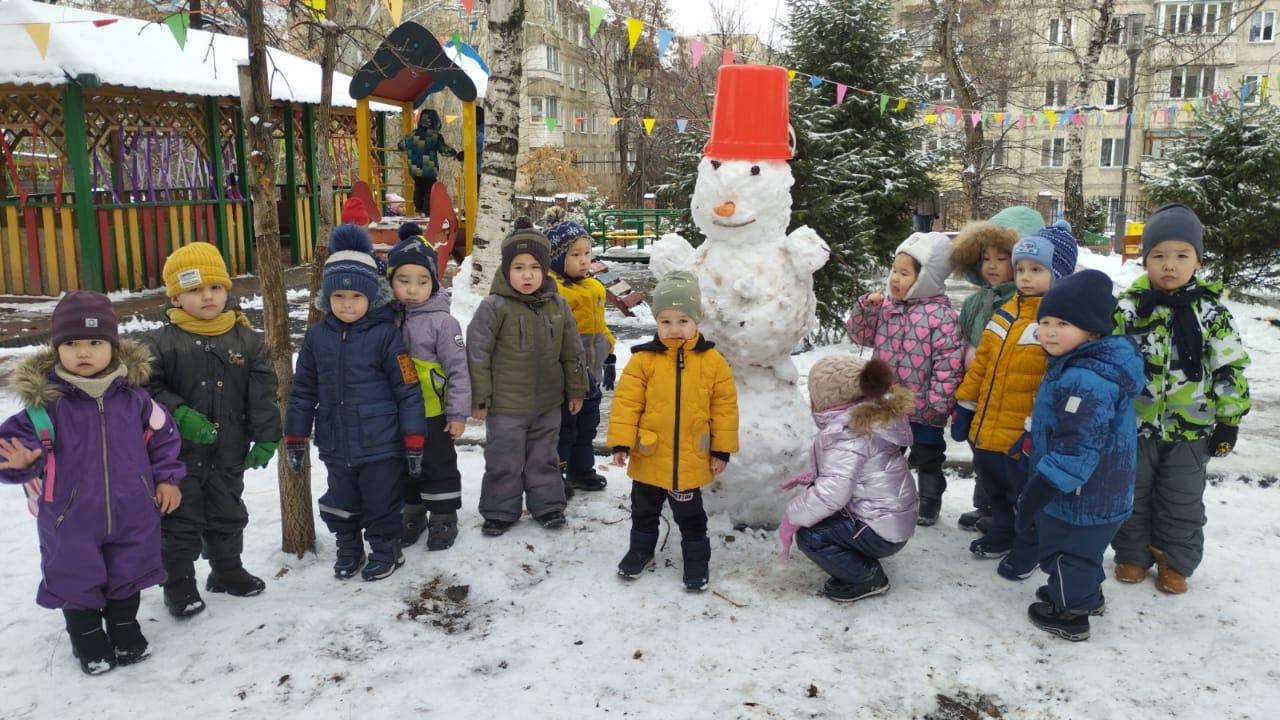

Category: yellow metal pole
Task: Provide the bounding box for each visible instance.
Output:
[462,100,477,257]
[400,100,415,215]
[356,98,372,185]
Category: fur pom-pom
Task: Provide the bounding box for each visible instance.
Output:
[512,216,534,230]
[329,224,373,254]
[859,358,894,399]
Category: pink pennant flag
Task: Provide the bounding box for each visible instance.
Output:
[690,39,705,68]
[1120,112,1130,127]
[721,49,735,66]
[836,84,848,105]
[970,111,982,127]
[1071,112,1085,127]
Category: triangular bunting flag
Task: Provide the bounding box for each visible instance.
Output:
[809,75,823,89]
[643,118,656,135]
[1071,112,1085,127]
[462,0,474,13]
[445,114,458,124]
[387,0,403,25]
[788,70,797,82]
[1062,108,1074,126]
[164,12,189,49]
[878,93,888,113]
[721,49,735,66]
[837,84,849,105]
[690,39,705,68]
[589,5,605,36]
[450,31,462,48]
[925,114,938,124]
[626,17,643,50]
[896,98,907,111]
[1262,76,1271,102]
[676,119,688,133]
[609,117,621,125]
[546,117,558,132]
[994,112,1004,126]
[23,23,50,59]
[1183,101,1193,113]
[1045,110,1057,128]
[92,19,118,27]
[970,111,981,127]
[657,28,674,58]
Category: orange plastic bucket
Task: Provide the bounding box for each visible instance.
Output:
[704,65,792,161]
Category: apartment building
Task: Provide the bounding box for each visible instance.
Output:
[897,1,1278,230]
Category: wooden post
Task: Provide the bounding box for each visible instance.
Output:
[205,97,230,260]
[376,112,387,205]
[234,108,253,271]
[400,101,414,215]
[283,104,301,263]
[356,97,372,186]
[62,83,104,291]
[302,104,320,258]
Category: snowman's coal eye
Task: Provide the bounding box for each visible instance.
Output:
[750,165,761,176]
[710,160,721,170]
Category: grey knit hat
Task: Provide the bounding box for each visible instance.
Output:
[1142,203,1204,259]
[651,270,703,322]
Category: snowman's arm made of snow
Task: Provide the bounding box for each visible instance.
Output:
[785,225,830,275]
[648,232,696,280]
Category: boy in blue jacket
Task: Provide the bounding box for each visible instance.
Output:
[1017,270,1144,642]
[285,227,427,581]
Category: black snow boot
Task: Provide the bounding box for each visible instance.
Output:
[617,530,659,579]
[481,518,514,536]
[536,510,566,530]
[103,593,149,665]
[1036,586,1106,616]
[63,608,116,676]
[333,532,366,579]
[822,563,891,603]
[1028,601,1090,642]
[566,469,608,492]
[401,503,428,547]
[958,507,992,532]
[162,561,206,618]
[426,511,459,551]
[681,537,711,591]
[916,472,946,526]
[206,557,266,597]
[362,537,405,581]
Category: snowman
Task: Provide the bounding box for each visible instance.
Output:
[650,65,829,527]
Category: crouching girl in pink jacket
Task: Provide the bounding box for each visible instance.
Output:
[778,355,918,603]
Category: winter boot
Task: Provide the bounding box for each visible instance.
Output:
[536,510,567,530]
[822,563,890,603]
[482,518,514,536]
[63,608,116,676]
[426,511,459,551]
[1149,546,1188,594]
[103,593,150,665]
[969,535,1012,559]
[401,503,428,547]
[681,537,711,591]
[975,515,995,535]
[206,557,266,597]
[1114,563,1149,584]
[362,537,406,581]
[566,469,608,492]
[1028,601,1090,642]
[997,549,1039,581]
[162,561,206,618]
[617,530,659,579]
[915,472,946,526]
[559,463,576,501]
[958,508,992,532]
[333,532,366,579]
[1036,585,1105,616]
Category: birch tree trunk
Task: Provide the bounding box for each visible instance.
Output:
[1064,1,1115,232]
[241,0,316,555]
[932,0,984,221]
[307,2,342,325]
[471,0,524,293]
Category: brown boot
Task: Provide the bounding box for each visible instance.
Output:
[1114,563,1148,584]
[1149,546,1187,594]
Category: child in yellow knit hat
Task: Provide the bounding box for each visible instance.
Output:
[140,242,282,618]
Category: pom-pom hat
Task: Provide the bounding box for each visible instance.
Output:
[322,225,380,301]
[807,355,894,411]
[1011,221,1079,281]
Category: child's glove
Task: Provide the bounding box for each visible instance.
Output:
[780,471,816,490]
[405,435,425,478]
[778,515,799,563]
[285,436,307,472]
[1015,474,1056,534]
[244,441,278,469]
[603,355,617,391]
[1209,423,1237,457]
[174,405,218,445]
[950,407,974,443]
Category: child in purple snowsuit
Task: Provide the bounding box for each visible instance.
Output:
[0,292,185,675]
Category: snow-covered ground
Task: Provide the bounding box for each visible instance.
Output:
[0,253,1277,718]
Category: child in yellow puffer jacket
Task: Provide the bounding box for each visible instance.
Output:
[545,220,616,496]
[608,271,738,592]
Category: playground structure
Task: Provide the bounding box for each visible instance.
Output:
[0,0,393,296]
[584,207,685,259]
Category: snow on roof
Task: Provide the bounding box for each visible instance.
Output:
[0,0,395,111]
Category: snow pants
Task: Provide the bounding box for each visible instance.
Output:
[401,416,462,513]
[908,424,947,502]
[1037,512,1124,614]
[319,458,405,543]
[630,482,707,541]
[161,465,249,568]
[797,515,906,585]
[974,449,1038,566]
[412,176,437,215]
[37,510,165,611]
[558,392,602,476]
[479,410,565,522]
[1111,437,1210,577]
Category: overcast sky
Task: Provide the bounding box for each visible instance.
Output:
[666,0,790,46]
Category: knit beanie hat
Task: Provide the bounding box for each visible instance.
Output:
[341,196,371,226]
[322,225,381,301]
[501,222,552,272]
[52,291,120,348]
[386,236,439,290]
[545,221,590,276]
[1037,269,1117,336]
[1012,221,1078,281]
[650,270,703,322]
[162,242,232,297]
[988,206,1046,239]
[398,222,423,242]
[807,355,894,411]
[1141,203,1204,259]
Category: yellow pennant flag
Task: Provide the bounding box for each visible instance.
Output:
[896,97,907,111]
[444,114,458,124]
[1262,76,1271,102]
[626,17,644,49]
[609,117,622,125]
[301,0,326,20]
[787,70,797,82]
[925,114,938,124]
[1183,101,1194,113]
[1044,109,1057,128]
[643,118,656,135]
[387,0,403,25]
[24,23,50,59]
[993,112,1004,125]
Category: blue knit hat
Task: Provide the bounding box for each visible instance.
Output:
[1012,221,1078,281]
[544,221,590,276]
[322,225,381,301]
[386,236,439,291]
[1038,269,1117,335]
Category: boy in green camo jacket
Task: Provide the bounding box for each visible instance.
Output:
[1110,203,1250,595]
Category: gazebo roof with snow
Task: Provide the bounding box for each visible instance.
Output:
[0,0,390,110]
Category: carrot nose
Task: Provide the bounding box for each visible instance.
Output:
[713,201,736,217]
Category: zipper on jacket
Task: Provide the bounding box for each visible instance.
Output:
[56,487,78,528]
[339,328,349,466]
[97,397,111,535]
[972,296,1018,444]
[672,345,685,491]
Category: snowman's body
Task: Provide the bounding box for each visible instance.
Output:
[651,157,829,527]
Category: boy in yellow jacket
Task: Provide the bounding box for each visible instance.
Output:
[608,271,739,591]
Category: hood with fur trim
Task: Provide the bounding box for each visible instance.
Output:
[8,338,153,407]
[950,221,1021,285]
[848,384,916,438]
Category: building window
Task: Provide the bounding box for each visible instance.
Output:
[1097,197,1123,232]
[1044,80,1069,107]
[1108,14,1144,44]
[1048,17,1073,47]
[1104,78,1130,106]
[576,66,589,90]
[1041,138,1065,168]
[1250,11,1275,41]
[989,18,1012,36]
[545,45,561,73]
[983,139,1007,168]
[1100,138,1126,168]
[922,137,943,155]
[574,109,587,132]
[544,0,556,23]
[1242,73,1263,103]
[529,97,544,122]
[919,73,955,102]
[1169,66,1217,99]
[1160,3,1235,36]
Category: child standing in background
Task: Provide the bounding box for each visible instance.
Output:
[467,220,588,536]
[545,219,616,496]
[1110,204,1250,594]
[846,231,965,526]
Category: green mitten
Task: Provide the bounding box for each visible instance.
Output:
[244,441,279,469]
[173,405,218,445]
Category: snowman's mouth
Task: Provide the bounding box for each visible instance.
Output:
[711,217,757,228]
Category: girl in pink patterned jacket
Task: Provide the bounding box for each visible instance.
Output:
[845,231,964,527]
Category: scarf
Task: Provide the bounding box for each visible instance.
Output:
[55,362,127,399]
[1136,285,1206,382]
[167,307,253,336]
